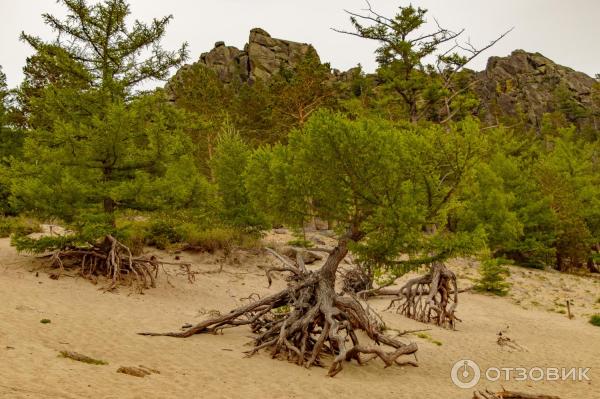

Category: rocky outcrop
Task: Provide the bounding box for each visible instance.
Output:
[197,28,318,84]
[475,50,598,127]
[171,31,599,131]
[199,41,247,84]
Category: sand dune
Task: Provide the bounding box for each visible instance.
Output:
[0,233,599,399]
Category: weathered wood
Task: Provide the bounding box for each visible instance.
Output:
[139,234,418,376]
[473,389,560,399]
[42,235,191,291]
[371,262,461,328]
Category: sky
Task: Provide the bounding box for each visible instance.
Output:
[1,0,598,89]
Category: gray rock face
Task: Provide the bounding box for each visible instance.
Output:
[172,33,598,131]
[197,28,318,84]
[199,42,246,84]
[476,50,598,127]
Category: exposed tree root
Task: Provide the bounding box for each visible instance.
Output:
[341,264,373,294]
[43,235,191,292]
[139,237,418,376]
[361,262,460,329]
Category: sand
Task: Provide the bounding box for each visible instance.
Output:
[0,231,599,399]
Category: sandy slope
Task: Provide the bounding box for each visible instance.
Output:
[0,232,599,399]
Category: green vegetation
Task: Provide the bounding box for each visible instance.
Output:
[0,0,597,285]
[416,332,443,346]
[245,110,487,275]
[117,215,261,254]
[474,259,511,296]
[178,225,261,253]
[59,351,108,365]
[0,216,41,237]
[589,314,600,327]
[287,238,314,248]
[40,318,51,324]
[0,0,596,379]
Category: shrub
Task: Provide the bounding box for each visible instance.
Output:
[287,238,313,248]
[474,258,511,296]
[176,224,261,254]
[590,314,600,327]
[116,217,150,255]
[117,213,263,255]
[0,216,42,238]
[145,219,183,250]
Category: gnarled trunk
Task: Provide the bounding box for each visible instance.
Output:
[139,236,418,376]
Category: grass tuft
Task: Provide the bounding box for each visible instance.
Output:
[59,351,108,365]
[0,216,42,238]
[287,238,313,248]
[415,332,442,346]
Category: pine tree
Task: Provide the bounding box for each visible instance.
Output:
[13,0,190,219]
[536,129,600,271]
[269,51,335,130]
[0,67,24,214]
[20,0,187,99]
[475,259,511,296]
[8,0,196,289]
[336,3,508,123]
[211,124,265,227]
[165,63,231,175]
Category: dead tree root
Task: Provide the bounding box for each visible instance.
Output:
[361,261,460,328]
[139,245,418,376]
[43,235,191,291]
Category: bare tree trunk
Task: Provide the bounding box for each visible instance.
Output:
[103,197,115,214]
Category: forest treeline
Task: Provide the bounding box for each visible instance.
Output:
[0,0,599,280]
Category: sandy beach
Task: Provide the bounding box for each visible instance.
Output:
[1,231,599,399]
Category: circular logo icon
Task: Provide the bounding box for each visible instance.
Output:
[451,359,481,389]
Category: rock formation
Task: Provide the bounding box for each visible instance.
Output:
[196,28,318,84]
[475,50,598,128]
[170,29,599,131]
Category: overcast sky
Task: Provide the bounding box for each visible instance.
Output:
[1,0,598,89]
